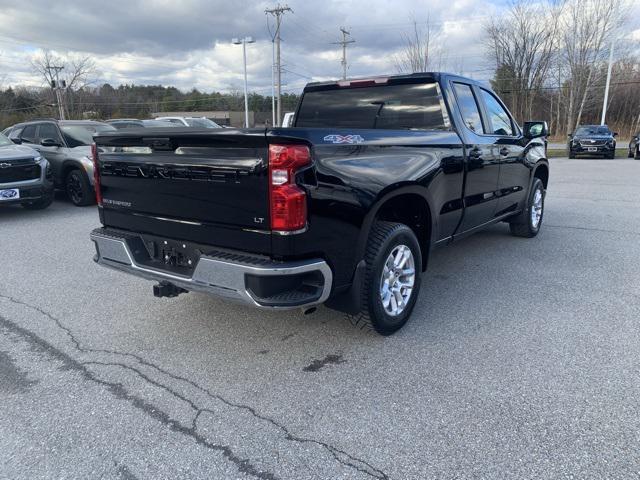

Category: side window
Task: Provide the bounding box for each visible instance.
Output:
[452,83,484,134]
[8,127,23,140]
[38,123,62,143]
[20,124,38,144]
[480,89,514,136]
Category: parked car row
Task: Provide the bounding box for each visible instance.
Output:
[106,118,178,129]
[1,119,115,207]
[156,116,222,128]
[0,116,224,210]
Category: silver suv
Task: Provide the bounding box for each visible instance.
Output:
[0,131,54,210]
[4,120,116,206]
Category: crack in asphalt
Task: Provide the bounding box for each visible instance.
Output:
[0,293,389,480]
[0,314,278,480]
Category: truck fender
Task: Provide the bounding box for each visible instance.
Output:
[355,185,435,271]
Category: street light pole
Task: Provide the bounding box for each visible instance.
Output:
[233,37,256,128]
[601,38,615,126]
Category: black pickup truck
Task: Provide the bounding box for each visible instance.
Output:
[90,73,549,335]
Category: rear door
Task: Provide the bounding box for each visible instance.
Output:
[450,81,501,232]
[476,88,527,216]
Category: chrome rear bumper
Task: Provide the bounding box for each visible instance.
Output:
[90,229,332,309]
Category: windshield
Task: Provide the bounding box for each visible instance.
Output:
[185,118,220,128]
[61,123,116,147]
[0,132,12,146]
[575,126,611,136]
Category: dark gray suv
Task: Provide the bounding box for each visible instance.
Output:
[4,119,116,206]
[0,131,54,209]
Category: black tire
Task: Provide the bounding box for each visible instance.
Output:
[629,149,634,158]
[568,151,575,159]
[21,193,53,210]
[66,169,94,206]
[509,178,545,238]
[635,150,640,160]
[347,221,422,336]
[607,151,615,159]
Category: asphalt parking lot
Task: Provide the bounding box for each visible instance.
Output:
[1,157,639,480]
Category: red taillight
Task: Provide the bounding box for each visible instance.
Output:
[268,144,311,231]
[91,143,102,206]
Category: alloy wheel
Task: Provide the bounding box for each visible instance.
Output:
[379,244,415,316]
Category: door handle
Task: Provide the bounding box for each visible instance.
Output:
[469,147,482,159]
[499,147,509,157]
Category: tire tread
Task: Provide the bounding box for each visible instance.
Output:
[346,221,411,332]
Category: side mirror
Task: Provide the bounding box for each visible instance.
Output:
[613,132,618,137]
[567,133,573,138]
[523,121,548,139]
[40,138,61,148]
[11,138,22,145]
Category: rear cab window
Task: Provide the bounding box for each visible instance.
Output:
[295,82,449,130]
[452,83,485,134]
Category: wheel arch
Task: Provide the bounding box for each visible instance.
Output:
[532,160,549,189]
[356,185,434,272]
[61,160,85,181]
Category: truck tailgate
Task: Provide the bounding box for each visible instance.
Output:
[94,128,272,253]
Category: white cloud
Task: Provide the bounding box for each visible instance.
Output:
[0,0,501,93]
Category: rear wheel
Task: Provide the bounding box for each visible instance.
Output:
[66,169,94,206]
[509,178,545,238]
[635,149,640,160]
[347,221,422,336]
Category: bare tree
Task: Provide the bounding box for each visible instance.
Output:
[485,0,560,123]
[395,18,442,73]
[31,50,97,118]
[560,0,627,133]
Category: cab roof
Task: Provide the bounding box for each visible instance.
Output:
[303,72,483,92]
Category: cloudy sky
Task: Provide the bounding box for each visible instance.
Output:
[0,0,639,94]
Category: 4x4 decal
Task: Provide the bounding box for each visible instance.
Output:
[323,134,365,144]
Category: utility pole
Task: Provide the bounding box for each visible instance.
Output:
[46,65,65,120]
[600,38,615,126]
[271,40,276,127]
[333,27,355,80]
[265,4,291,127]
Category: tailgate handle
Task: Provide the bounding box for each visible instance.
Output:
[144,137,174,151]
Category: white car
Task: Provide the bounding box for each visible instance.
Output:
[156,116,221,128]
